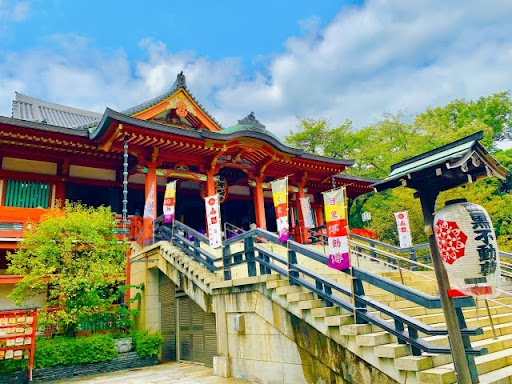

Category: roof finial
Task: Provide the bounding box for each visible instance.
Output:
[175,71,186,88]
[238,112,266,131]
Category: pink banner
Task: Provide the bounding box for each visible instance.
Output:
[323,188,350,270]
[271,177,289,243]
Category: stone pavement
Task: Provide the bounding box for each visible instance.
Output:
[60,362,252,384]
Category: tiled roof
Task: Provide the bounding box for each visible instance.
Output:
[120,72,223,129]
[11,92,102,129]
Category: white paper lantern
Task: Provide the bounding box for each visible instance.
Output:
[434,199,501,298]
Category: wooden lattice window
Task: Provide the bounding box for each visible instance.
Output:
[3,180,50,208]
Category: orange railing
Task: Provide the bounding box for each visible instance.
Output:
[0,206,48,242]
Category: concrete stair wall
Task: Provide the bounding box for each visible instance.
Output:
[133,239,512,384]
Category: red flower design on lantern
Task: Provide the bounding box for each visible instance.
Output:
[434,219,468,265]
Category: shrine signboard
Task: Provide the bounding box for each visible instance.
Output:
[0,307,38,381]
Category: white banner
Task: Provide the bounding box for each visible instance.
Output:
[205,194,222,249]
[271,177,289,243]
[299,197,314,228]
[394,211,412,248]
[143,181,155,219]
[163,181,176,223]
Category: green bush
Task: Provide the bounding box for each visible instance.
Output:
[131,331,163,358]
[0,359,28,374]
[35,333,116,368]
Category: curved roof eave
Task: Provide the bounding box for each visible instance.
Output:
[0,116,89,137]
[90,108,203,141]
[91,108,354,166]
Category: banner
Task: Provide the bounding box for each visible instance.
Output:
[299,197,314,228]
[323,188,350,270]
[394,211,412,248]
[143,181,155,219]
[271,177,289,243]
[163,181,177,223]
[205,194,222,248]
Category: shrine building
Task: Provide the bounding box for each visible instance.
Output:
[0,72,373,305]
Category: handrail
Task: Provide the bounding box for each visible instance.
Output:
[150,217,486,364]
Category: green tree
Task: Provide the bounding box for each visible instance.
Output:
[7,202,128,335]
[285,92,512,250]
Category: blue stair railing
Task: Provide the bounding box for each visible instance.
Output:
[152,216,485,372]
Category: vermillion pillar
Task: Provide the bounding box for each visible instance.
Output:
[314,205,324,226]
[205,168,216,236]
[143,161,157,245]
[253,177,266,229]
[296,185,309,243]
[206,168,216,197]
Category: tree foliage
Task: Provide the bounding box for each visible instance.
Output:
[286,92,512,251]
[7,202,128,335]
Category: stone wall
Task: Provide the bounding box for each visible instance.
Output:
[0,352,158,384]
[212,284,398,384]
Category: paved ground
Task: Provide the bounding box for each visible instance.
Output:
[60,362,251,384]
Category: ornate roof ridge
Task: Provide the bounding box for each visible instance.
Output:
[119,72,223,129]
[237,112,266,132]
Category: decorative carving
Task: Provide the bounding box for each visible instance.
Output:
[217,154,253,169]
[175,100,188,118]
[238,112,266,132]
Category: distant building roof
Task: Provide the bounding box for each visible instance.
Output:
[11,92,102,129]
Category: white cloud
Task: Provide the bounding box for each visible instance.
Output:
[0,0,30,22]
[1,0,512,139]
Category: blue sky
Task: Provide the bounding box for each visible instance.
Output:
[1,0,512,147]
[1,0,354,66]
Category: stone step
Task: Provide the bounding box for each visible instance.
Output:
[275,285,305,296]
[417,347,512,384]
[266,279,289,289]
[287,292,314,302]
[298,299,325,310]
[477,365,512,384]
[324,314,354,327]
[395,353,452,372]
[374,343,412,358]
[356,331,395,346]
[310,306,341,318]
[339,324,376,336]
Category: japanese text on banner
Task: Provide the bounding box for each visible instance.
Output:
[271,177,289,243]
[143,181,155,219]
[394,211,412,248]
[299,197,314,228]
[323,188,350,270]
[163,181,176,224]
[205,194,222,249]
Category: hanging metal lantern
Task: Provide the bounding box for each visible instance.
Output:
[434,199,501,298]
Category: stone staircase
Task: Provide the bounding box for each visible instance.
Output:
[135,239,512,384]
[260,248,512,384]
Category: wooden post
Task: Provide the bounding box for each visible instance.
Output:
[418,190,474,384]
[253,177,267,229]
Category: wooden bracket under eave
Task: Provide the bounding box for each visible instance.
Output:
[99,124,123,152]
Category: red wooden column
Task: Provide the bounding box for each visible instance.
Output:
[314,205,324,226]
[253,177,266,230]
[206,168,216,197]
[204,168,216,235]
[296,184,309,244]
[55,159,68,207]
[143,161,157,243]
